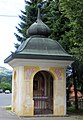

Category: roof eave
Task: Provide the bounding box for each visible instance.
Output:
[4,53,74,63]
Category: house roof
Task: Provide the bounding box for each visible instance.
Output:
[69,85,83,100]
[69,91,83,101]
[4,3,74,63]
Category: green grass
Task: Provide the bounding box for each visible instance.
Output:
[80,116,83,120]
[5,107,11,111]
[67,107,83,115]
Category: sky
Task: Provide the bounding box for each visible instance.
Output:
[0,0,25,70]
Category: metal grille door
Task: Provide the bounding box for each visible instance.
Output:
[33,71,53,115]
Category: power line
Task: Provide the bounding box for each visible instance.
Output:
[0,15,18,17]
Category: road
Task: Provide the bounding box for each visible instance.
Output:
[0,93,11,107]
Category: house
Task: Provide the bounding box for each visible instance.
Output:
[69,85,83,108]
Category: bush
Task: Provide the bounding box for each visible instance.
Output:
[5,107,11,110]
[0,82,12,92]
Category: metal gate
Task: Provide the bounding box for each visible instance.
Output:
[33,71,53,115]
[33,96,53,114]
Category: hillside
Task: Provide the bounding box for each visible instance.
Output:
[0,66,12,76]
[0,66,12,91]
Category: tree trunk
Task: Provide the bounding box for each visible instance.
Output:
[72,63,78,110]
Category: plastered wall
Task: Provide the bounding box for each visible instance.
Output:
[12,65,66,116]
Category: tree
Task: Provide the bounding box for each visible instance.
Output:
[60,0,83,61]
[14,0,70,49]
[0,76,6,83]
[0,82,12,92]
[44,0,70,43]
[60,0,83,110]
[14,0,45,48]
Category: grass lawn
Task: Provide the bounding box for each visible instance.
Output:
[80,116,83,120]
[67,107,83,116]
[5,107,11,111]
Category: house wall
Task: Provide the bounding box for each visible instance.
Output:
[11,59,69,116]
[50,67,66,115]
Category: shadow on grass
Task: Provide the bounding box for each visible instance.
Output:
[67,107,83,116]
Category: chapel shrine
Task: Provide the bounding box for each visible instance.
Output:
[4,3,73,116]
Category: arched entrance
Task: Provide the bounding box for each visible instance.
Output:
[33,71,53,115]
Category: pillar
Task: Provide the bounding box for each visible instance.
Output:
[50,67,66,116]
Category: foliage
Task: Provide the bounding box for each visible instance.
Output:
[67,107,83,115]
[0,75,12,83]
[14,0,44,48]
[44,0,70,43]
[59,0,83,80]
[0,67,12,92]
[60,0,83,62]
[5,107,11,111]
[60,0,83,109]
[0,82,12,92]
[14,0,70,49]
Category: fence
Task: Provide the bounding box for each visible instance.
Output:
[33,96,53,114]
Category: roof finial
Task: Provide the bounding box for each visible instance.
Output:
[37,3,42,20]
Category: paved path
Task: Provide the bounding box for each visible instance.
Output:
[0,107,82,120]
[22,116,82,120]
[0,107,21,120]
[0,93,11,107]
